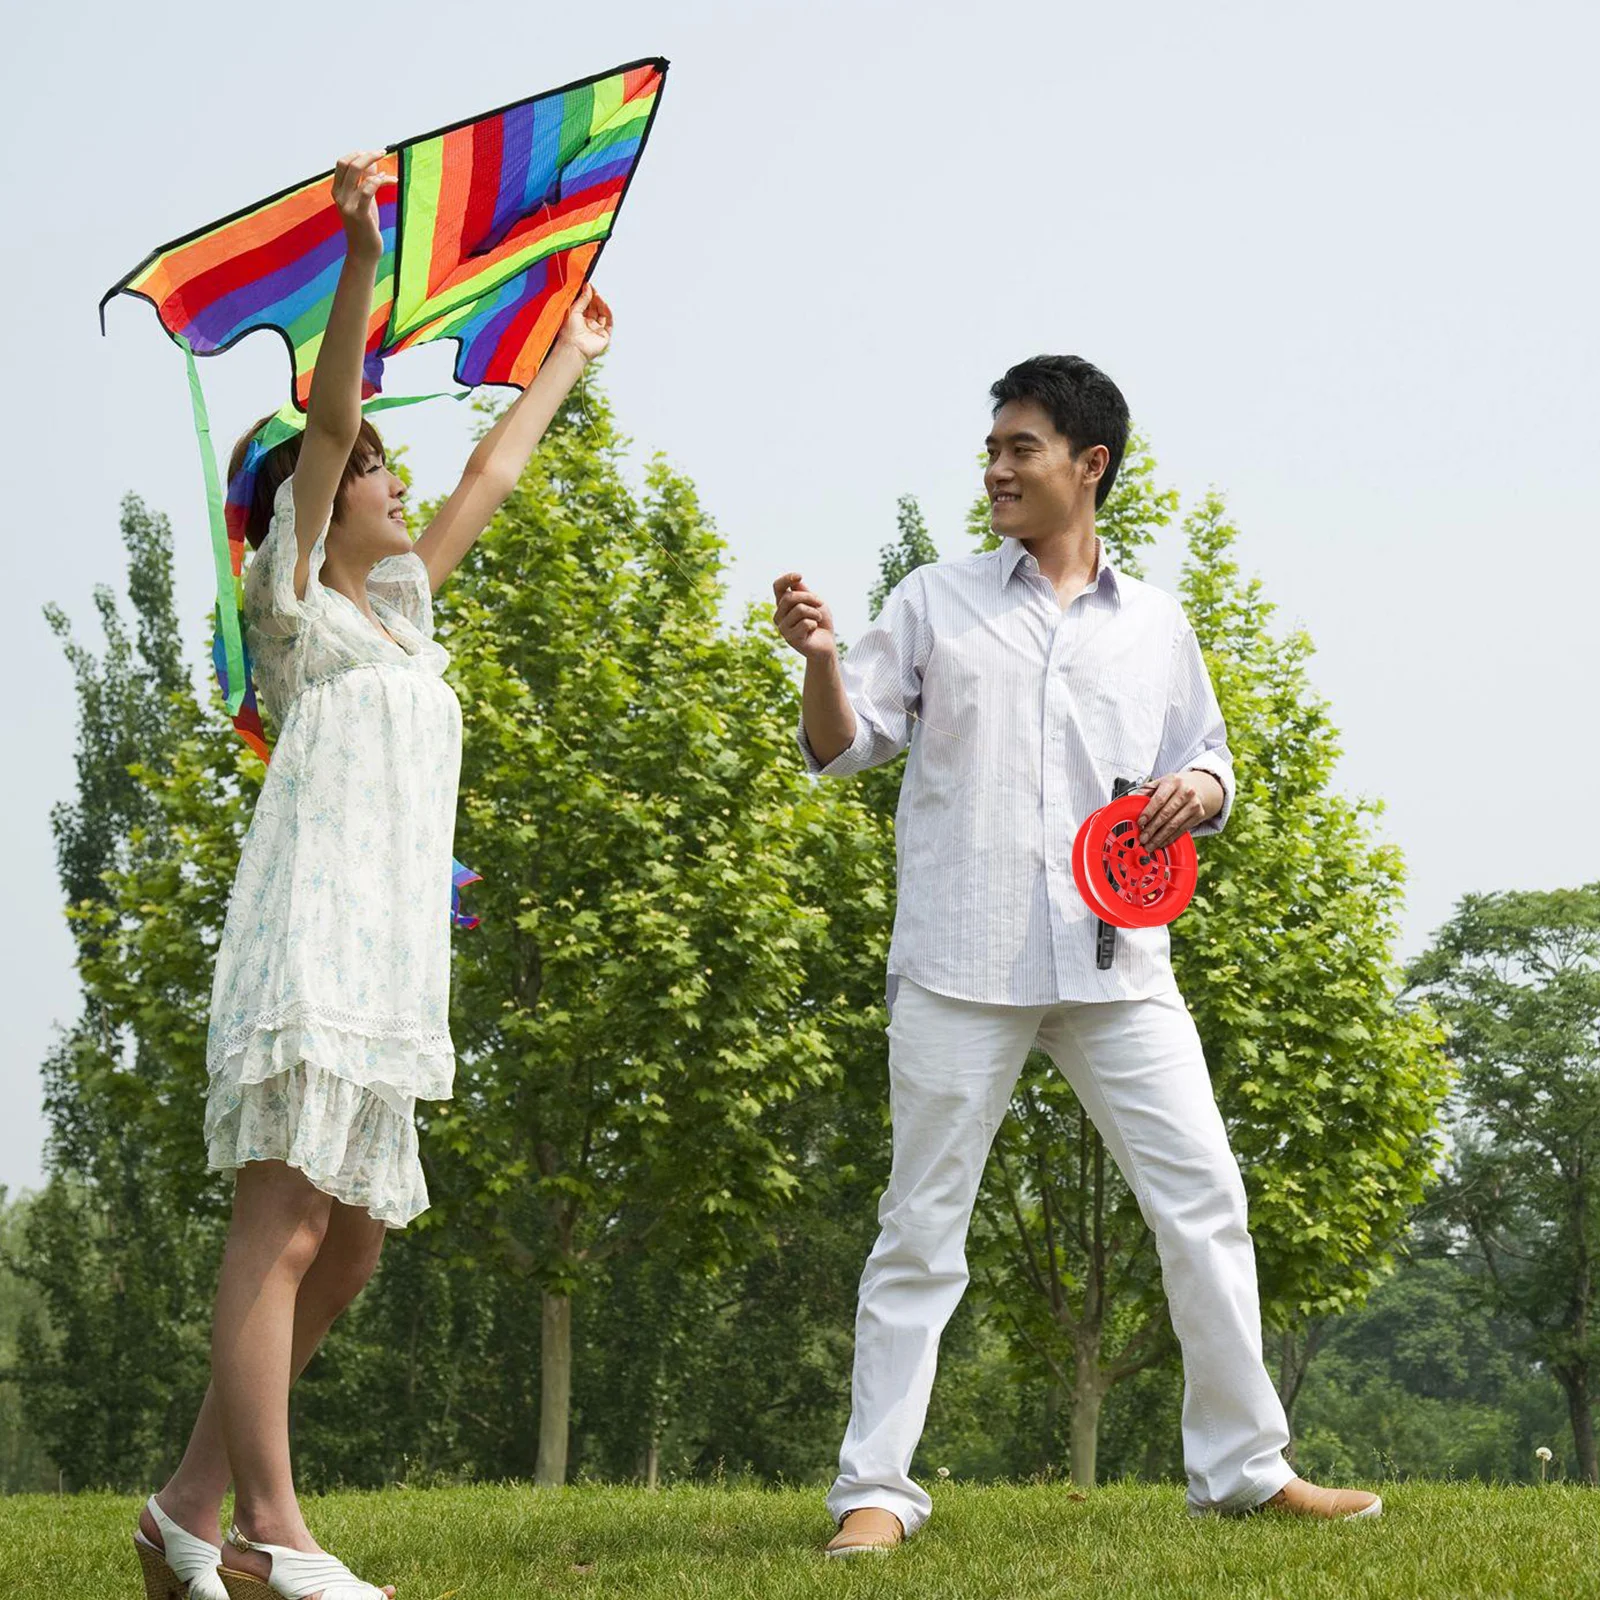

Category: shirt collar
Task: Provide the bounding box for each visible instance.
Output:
[999,536,1122,606]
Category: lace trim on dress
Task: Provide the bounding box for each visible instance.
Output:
[210,1001,454,1060]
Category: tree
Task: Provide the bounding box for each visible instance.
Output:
[1405,886,1600,1482]
[19,496,235,1488]
[1177,492,1452,1414]
[868,495,941,619]
[0,1190,56,1492]
[430,382,888,1484]
[1291,1252,1567,1483]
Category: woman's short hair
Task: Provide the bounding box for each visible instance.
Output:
[228,416,387,550]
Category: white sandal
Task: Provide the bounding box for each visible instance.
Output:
[132,1495,230,1600]
[216,1524,390,1600]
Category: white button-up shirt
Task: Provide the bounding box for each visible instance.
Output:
[797,537,1235,1006]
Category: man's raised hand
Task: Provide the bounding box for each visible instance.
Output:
[772,573,838,661]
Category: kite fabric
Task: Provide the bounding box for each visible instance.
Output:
[102,58,669,930]
[103,58,666,407]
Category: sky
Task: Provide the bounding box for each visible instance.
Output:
[2,0,1596,1196]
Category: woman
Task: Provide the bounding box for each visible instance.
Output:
[131,149,612,1600]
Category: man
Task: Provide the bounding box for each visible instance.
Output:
[772,355,1380,1556]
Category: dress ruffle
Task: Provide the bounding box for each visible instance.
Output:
[205,1014,454,1228]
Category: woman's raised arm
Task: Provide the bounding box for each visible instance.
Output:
[289,150,393,598]
[411,285,613,593]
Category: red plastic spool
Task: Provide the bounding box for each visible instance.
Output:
[1071,792,1198,930]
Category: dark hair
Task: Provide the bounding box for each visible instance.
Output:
[989,355,1130,510]
[227,417,387,550]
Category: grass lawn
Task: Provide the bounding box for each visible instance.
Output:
[8,1480,1596,1600]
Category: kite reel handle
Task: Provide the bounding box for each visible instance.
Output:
[1094,777,1138,969]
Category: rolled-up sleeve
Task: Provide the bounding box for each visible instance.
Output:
[795,573,927,778]
[1155,623,1235,836]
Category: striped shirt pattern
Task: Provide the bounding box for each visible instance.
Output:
[798,538,1235,1006]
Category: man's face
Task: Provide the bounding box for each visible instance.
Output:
[984,398,1104,539]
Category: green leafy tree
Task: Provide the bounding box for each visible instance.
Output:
[1292,1253,1567,1483]
[18,497,234,1488]
[1177,492,1452,1412]
[1405,886,1600,1482]
[431,383,887,1485]
[869,495,941,619]
[0,1190,56,1492]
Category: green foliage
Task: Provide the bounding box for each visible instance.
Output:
[412,383,893,1475]
[19,499,234,1488]
[1174,491,1454,1334]
[869,496,941,619]
[1292,1256,1568,1482]
[1406,886,1600,1481]
[0,1192,55,1493]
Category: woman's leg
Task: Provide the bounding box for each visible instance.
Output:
[218,1182,393,1594]
[144,1181,387,1555]
[212,1160,333,1546]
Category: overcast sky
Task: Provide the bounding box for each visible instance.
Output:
[3,0,1596,1195]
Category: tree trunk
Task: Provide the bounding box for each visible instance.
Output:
[535,1290,572,1486]
[1042,1378,1065,1474]
[1069,1335,1106,1488]
[644,1433,660,1491]
[1560,1366,1598,1486]
[1276,1320,1324,1446]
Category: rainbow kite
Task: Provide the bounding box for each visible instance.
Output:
[103,58,666,406]
[101,59,668,928]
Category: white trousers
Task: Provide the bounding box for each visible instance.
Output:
[826,978,1295,1533]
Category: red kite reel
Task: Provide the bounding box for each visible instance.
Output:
[1071,792,1197,930]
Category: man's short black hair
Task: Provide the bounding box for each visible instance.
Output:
[989,355,1130,510]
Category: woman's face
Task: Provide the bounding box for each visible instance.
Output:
[330,449,410,561]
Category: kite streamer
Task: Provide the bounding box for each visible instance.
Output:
[103,58,669,930]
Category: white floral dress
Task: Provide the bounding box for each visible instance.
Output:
[205,476,461,1227]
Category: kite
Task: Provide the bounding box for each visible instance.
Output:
[101,58,669,928]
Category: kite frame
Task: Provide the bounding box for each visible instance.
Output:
[99,55,669,406]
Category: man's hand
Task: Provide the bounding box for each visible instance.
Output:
[772,572,838,661]
[1137,770,1224,852]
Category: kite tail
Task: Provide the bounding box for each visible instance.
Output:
[451,860,483,931]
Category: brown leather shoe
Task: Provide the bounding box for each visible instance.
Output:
[1259,1476,1383,1520]
[825,1507,906,1557]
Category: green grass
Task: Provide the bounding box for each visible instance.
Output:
[8,1481,1597,1600]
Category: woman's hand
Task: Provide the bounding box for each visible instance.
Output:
[555,283,613,363]
[332,150,395,262]
[409,283,613,593]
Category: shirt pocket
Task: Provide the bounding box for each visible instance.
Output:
[1082,673,1167,780]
